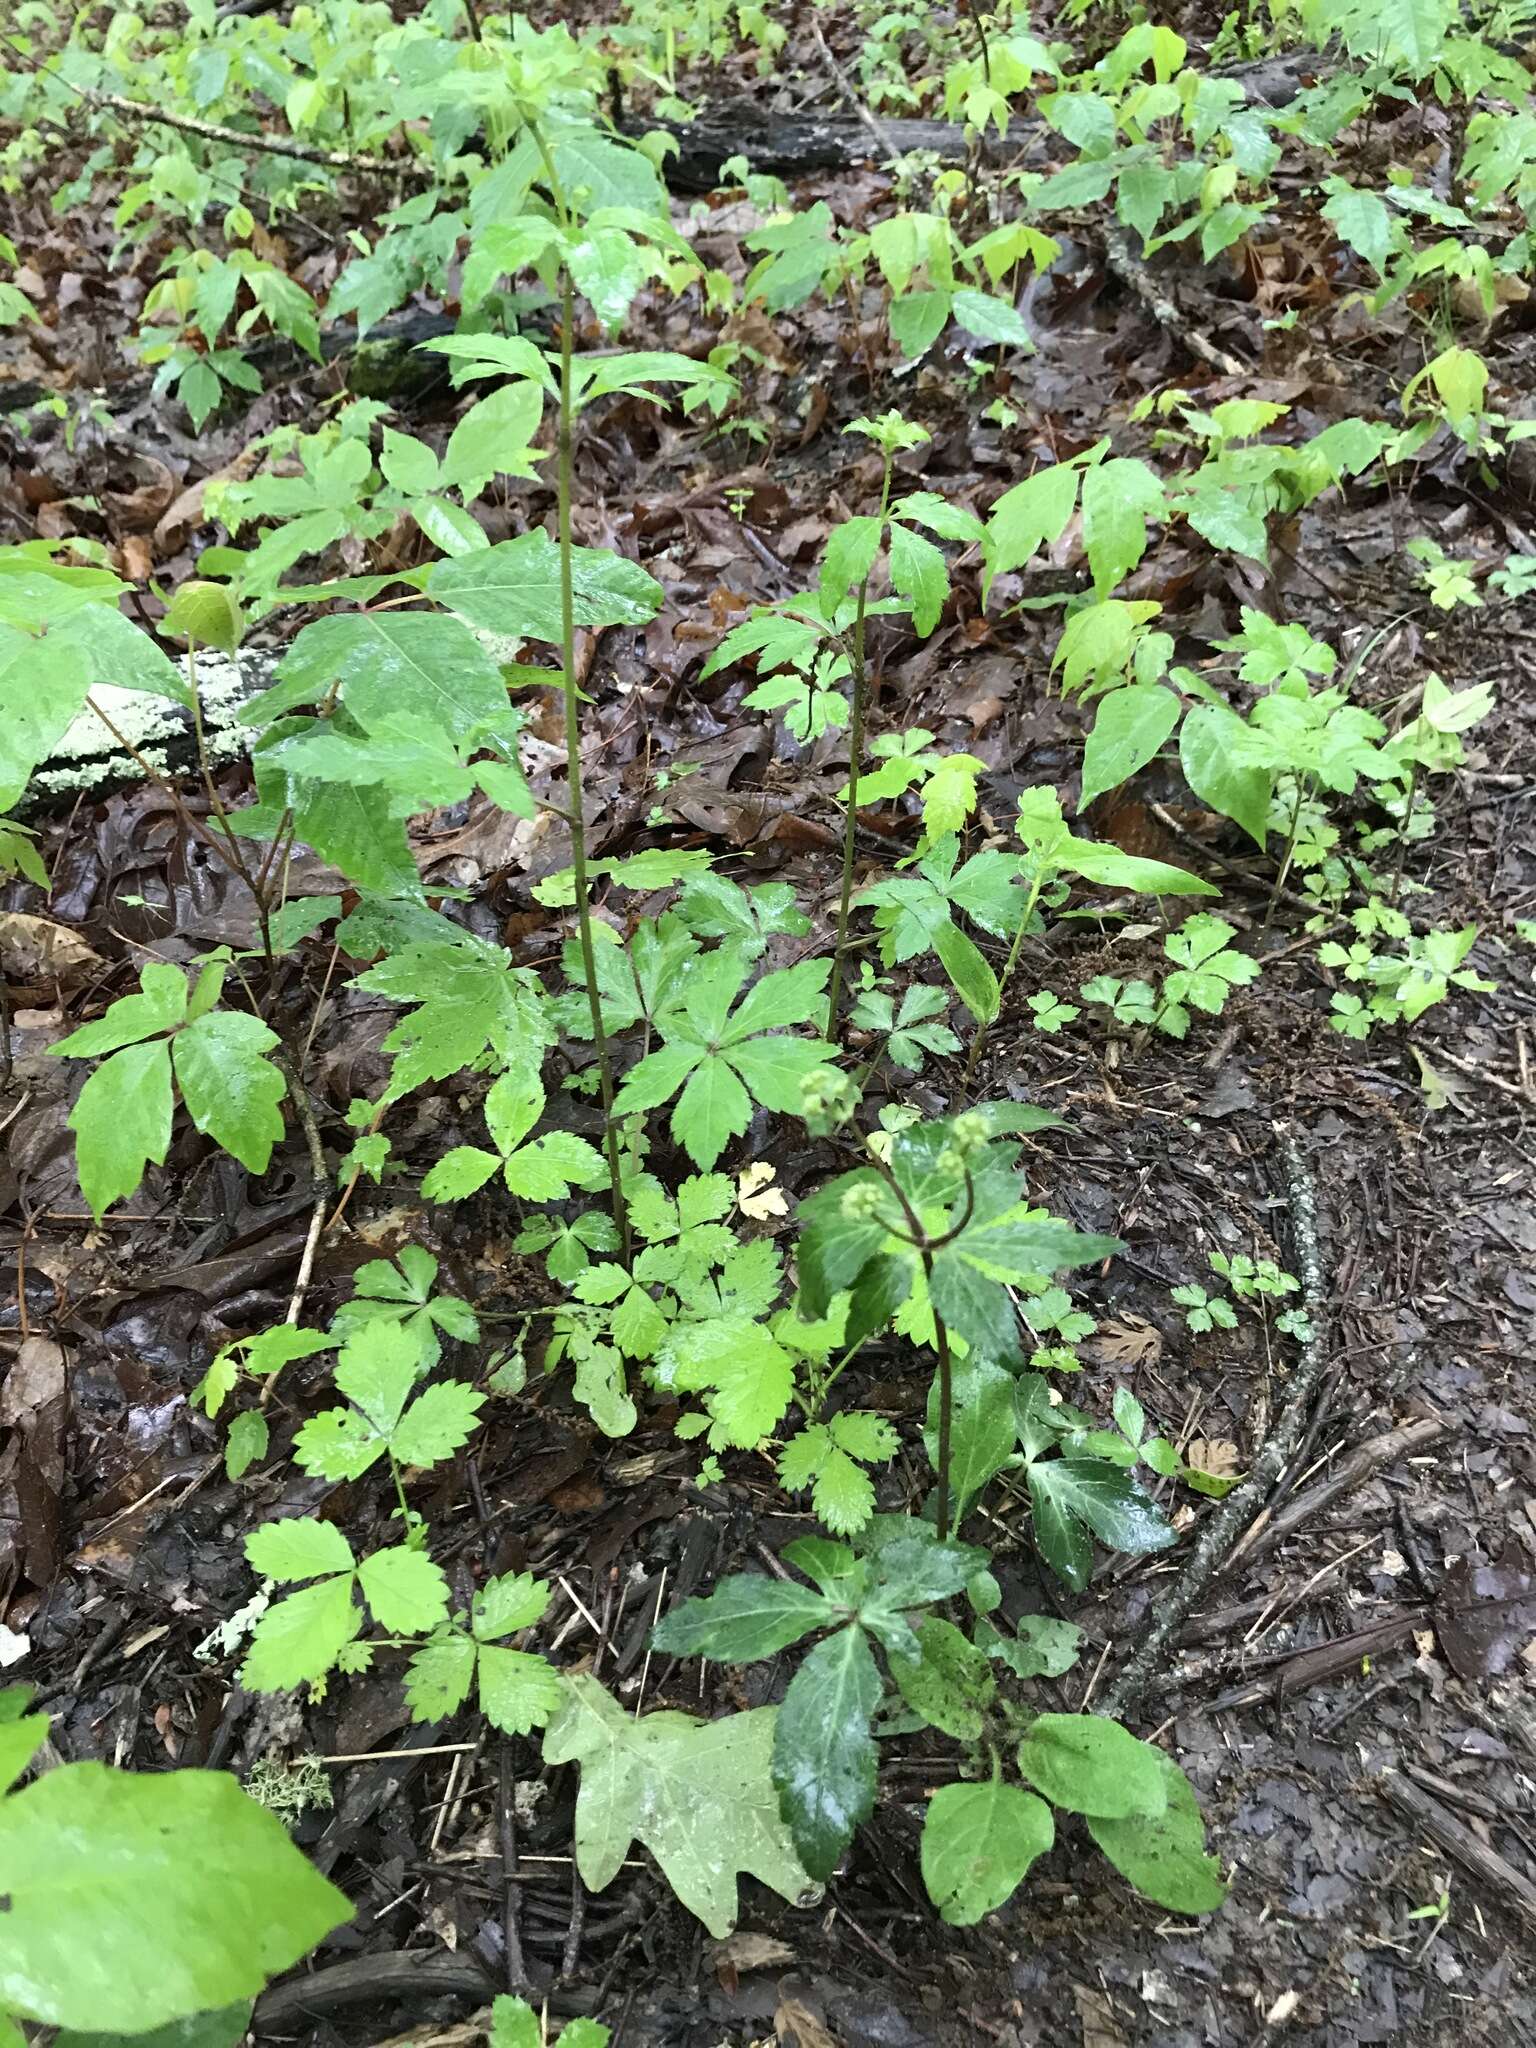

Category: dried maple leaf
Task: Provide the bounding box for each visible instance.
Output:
[1186,1437,1241,1479]
[1094,1315,1162,1368]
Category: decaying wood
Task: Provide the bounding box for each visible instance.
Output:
[1377,1771,1536,1926]
[1205,1607,1429,1713]
[1098,1128,1333,1720]
[1228,1412,1450,1569]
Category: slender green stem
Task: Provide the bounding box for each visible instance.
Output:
[1262,779,1307,938]
[825,580,870,1043]
[866,1147,973,1541]
[925,1268,955,1542]
[555,269,631,1262]
[389,1453,413,1534]
[961,865,1046,1089]
[825,456,894,1044]
[521,116,632,1260]
[1388,760,1418,908]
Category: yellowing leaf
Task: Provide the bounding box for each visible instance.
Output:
[737,1162,789,1220]
[543,1674,814,1937]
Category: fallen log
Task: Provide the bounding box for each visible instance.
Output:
[634,56,1318,189]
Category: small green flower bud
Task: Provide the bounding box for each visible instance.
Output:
[840,1182,885,1223]
[950,1110,990,1157]
[799,1065,860,1136]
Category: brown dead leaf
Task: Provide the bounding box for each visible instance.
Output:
[1186,1438,1242,1479]
[776,1998,838,2048]
[0,913,103,987]
[1074,1985,1128,2048]
[119,534,154,582]
[709,1931,796,1990]
[1094,1315,1162,1369]
[709,1933,795,1974]
[102,453,178,536]
[154,447,259,549]
[0,1337,67,1586]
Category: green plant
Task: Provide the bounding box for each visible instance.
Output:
[488,1994,610,2048]
[1171,1282,1237,1333]
[653,1522,1225,1919]
[50,957,288,1221]
[0,1683,349,2040]
[26,0,1520,1967]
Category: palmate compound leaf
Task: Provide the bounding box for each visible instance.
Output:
[353,940,550,1101]
[292,1319,479,1482]
[1086,1753,1228,1914]
[920,1776,1055,1926]
[0,1763,351,2032]
[612,950,834,1169]
[485,1995,611,2048]
[543,1674,814,1937]
[404,1571,560,1736]
[777,1413,900,1536]
[647,1315,795,1449]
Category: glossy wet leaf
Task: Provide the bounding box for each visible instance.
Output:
[1086,1753,1227,1913]
[652,1575,840,1661]
[544,1674,812,1936]
[771,1625,882,1880]
[1016,1714,1169,1819]
[1028,1457,1175,1590]
[890,1617,992,1739]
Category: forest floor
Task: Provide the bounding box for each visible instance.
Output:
[3,5,1536,2046]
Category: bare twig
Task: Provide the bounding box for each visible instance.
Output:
[1098,1127,1331,1720]
[1378,1771,1536,1925]
[497,1745,529,1993]
[79,86,430,178]
[809,19,891,156]
[1226,1412,1449,1573]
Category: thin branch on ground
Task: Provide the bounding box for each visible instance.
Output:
[1097,1126,1331,1721]
[79,86,430,177]
[1101,222,1248,380]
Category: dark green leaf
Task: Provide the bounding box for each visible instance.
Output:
[1027,1457,1174,1590]
[843,1253,912,1350]
[924,1354,1016,1515]
[771,1625,881,1881]
[651,1576,838,1662]
[890,1617,991,1739]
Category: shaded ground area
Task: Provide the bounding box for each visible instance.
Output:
[4,8,1536,2046]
